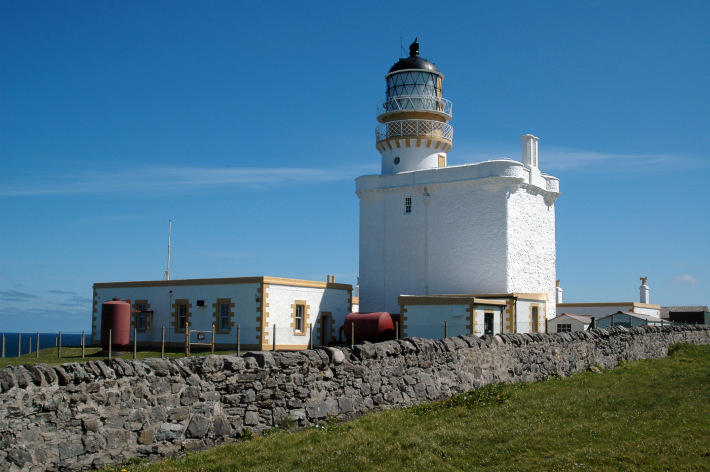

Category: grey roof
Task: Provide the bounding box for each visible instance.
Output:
[554,313,593,324]
[599,311,663,322]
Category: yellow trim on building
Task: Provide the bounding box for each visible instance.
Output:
[172,299,192,333]
[290,300,310,336]
[212,298,236,334]
[93,275,351,291]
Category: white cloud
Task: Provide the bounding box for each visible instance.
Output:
[672,274,700,285]
[0,164,378,197]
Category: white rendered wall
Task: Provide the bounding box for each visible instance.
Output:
[93,282,260,347]
[357,159,560,315]
[264,284,351,348]
[506,189,557,319]
[380,142,446,175]
[401,303,504,339]
[556,304,630,319]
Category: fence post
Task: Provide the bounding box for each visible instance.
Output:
[273,324,277,352]
[351,322,354,348]
[28,336,31,355]
[17,334,21,358]
[109,329,112,360]
[133,327,137,360]
[36,332,40,359]
[1,334,4,358]
[444,321,448,338]
[611,314,615,327]
[395,321,399,340]
[185,321,189,357]
[308,323,313,350]
[81,330,85,360]
[161,326,165,358]
[211,323,215,355]
[237,324,241,356]
[58,332,62,359]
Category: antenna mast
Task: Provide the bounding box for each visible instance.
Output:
[165,219,171,280]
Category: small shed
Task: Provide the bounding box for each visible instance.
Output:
[595,311,666,329]
[660,306,710,324]
[547,313,592,333]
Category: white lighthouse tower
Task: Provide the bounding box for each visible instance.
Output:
[357,40,561,322]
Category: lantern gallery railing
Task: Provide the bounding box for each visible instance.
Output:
[377,96,452,117]
[375,119,454,142]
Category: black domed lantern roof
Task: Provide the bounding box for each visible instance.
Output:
[388,39,440,74]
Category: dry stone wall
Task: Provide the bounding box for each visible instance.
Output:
[1,325,709,471]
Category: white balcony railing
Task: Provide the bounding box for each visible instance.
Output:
[375,119,454,142]
[377,95,452,117]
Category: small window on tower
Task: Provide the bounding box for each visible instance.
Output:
[404,196,412,214]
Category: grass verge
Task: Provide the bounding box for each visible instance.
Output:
[0,347,238,369]
[101,343,710,472]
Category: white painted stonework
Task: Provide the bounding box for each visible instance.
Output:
[357,157,560,318]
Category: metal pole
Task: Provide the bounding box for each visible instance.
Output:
[109,329,112,360]
[133,327,137,360]
[211,323,215,355]
[18,333,21,358]
[36,332,40,358]
[185,321,189,357]
[308,323,313,350]
[445,321,448,338]
[273,324,277,352]
[351,322,354,348]
[395,321,399,340]
[58,331,62,359]
[81,330,85,360]
[237,324,241,356]
[161,326,165,358]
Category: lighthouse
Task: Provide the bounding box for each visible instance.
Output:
[376,39,453,175]
[357,40,561,324]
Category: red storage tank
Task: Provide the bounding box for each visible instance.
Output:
[343,312,395,344]
[101,297,131,350]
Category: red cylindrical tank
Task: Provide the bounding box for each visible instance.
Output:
[343,312,395,343]
[101,298,131,350]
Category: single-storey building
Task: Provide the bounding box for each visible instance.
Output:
[398,293,547,338]
[556,302,661,319]
[594,311,666,329]
[660,306,710,324]
[547,313,593,333]
[93,276,353,351]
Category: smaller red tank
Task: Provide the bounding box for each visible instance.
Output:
[342,312,395,343]
[101,297,131,350]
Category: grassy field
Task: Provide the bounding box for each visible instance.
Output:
[98,343,710,472]
[0,346,237,369]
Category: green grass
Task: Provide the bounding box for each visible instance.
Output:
[0,346,239,369]
[101,343,710,472]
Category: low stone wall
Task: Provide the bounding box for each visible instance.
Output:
[1,325,709,471]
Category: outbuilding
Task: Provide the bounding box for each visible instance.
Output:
[547,313,593,333]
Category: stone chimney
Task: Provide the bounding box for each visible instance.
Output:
[522,134,539,168]
[639,277,649,304]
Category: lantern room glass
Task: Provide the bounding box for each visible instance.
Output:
[385,71,443,112]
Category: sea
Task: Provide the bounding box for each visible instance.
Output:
[0,332,92,357]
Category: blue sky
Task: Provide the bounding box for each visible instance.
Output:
[1,1,708,333]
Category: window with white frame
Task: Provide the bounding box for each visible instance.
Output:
[219,303,230,331]
[557,323,571,333]
[295,304,304,332]
[136,304,147,330]
[404,196,412,214]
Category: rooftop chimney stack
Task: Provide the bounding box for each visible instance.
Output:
[639,277,649,304]
[556,279,563,304]
[522,134,539,168]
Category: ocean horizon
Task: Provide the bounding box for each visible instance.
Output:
[0,332,92,357]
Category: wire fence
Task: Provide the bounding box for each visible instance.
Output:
[1,318,699,361]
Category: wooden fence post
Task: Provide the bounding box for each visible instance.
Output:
[237,324,241,356]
